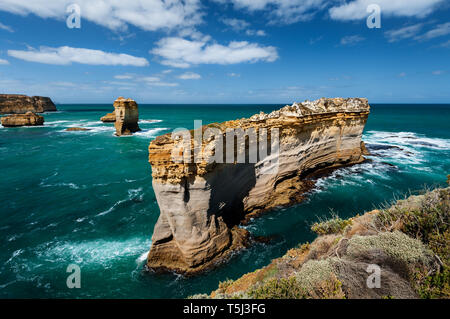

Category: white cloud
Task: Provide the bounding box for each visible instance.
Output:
[215,0,326,23]
[8,46,149,66]
[151,37,278,68]
[0,21,13,32]
[222,18,250,31]
[142,76,178,87]
[114,74,134,80]
[246,29,266,36]
[0,0,202,31]
[432,70,445,75]
[222,18,266,36]
[177,72,201,80]
[416,22,450,40]
[385,24,424,42]
[340,35,365,46]
[0,58,9,64]
[329,0,443,20]
[228,72,240,77]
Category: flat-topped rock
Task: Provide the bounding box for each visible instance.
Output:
[100,112,116,122]
[1,112,44,127]
[0,94,56,114]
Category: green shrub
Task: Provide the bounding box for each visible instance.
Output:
[311,216,352,235]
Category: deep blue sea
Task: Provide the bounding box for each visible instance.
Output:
[0,103,449,298]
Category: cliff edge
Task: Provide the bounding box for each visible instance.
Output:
[147,97,371,275]
[0,94,56,114]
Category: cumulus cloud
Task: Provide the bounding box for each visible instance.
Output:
[0,58,9,64]
[0,0,202,31]
[340,35,365,46]
[385,24,424,42]
[8,46,149,66]
[0,21,13,32]
[151,37,278,68]
[329,0,443,20]
[177,72,201,80]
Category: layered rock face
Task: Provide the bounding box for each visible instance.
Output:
[1,111,44,127]
[100,112,116,122]
[0,94,56,114]
[113,97,141,136]
[147,98,371,275]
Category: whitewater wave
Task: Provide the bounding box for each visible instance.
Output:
[314,130,450,191]
[364,131,450,150]
[96,187,144,217]
[139,119,163,124]
[34,237,152,269]
[133,128,170,138]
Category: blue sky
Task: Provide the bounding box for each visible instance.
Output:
[0,0,449,104]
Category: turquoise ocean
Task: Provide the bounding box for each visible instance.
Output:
[0,103,449,298]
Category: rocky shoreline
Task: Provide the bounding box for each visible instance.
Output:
[193,179,449,299]
[146,97,371,275]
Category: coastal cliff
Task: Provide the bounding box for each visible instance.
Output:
[195,183,449,299]
[113,97,141,136]
[0,94,56,114]
[147,97,371,275]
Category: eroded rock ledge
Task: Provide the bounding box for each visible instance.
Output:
[147,98,371,275]
[1,111,44,127]
[0,94,56,114]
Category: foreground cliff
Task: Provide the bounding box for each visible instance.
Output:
[147,98,370,275]
[0,94,56,114]
[195,182,449,299]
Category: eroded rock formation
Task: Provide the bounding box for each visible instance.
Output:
[1,111,44,127]
[113,97,141,136]
[100,112,116,122]
[0,94,56,114]
[147,97,371,275]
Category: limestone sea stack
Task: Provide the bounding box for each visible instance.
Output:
[0,94,56,114]
[113,97,141,136]
[146,97,371,275]
[1,111,44,127]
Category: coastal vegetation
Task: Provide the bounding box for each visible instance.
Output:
[193,180,449,299]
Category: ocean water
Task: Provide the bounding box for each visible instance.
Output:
[0,103,449,298]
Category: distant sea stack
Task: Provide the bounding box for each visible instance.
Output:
[1,111,44,127]
[0,94,56,114]
[113,97,141,136]
[146,97,371,275]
